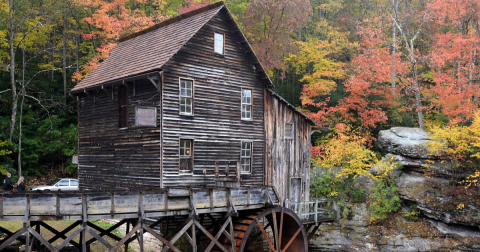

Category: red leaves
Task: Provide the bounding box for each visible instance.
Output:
[73,0,164,81]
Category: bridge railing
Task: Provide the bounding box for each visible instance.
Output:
[284,198,337,225]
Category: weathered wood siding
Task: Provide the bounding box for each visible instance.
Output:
[77,9,266,189]
[161,10,265,187]
[77,81,161,190]
[265,93,312,204]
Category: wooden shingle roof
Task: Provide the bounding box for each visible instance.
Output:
[71,2,227,92]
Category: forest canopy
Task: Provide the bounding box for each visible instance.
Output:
[1,0,480,180]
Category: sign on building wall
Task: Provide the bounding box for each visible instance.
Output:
[135,106,157,127]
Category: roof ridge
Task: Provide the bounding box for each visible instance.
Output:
[119,1,225,43]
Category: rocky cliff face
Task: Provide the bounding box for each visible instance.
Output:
[311,127,480,251]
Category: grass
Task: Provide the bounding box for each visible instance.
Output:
[0,220,135,252]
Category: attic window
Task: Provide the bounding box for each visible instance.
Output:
[214,32,224,54]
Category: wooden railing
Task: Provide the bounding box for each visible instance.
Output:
[284,198,337,225]
[0,186,280,222]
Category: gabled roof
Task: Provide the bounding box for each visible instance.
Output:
[71,1,272,93]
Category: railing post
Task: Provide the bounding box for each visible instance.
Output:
[298,201,302,220]
[314,199,318,224]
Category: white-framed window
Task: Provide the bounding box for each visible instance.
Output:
[179,139,193,172]
[285,123,294,139]
[240,141,252,173]
[214,32,224,54]
[241,89,252,120]
[179,78,193,115]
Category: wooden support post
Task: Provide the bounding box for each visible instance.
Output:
[191,221,197,252]
[125,220,130,252]
[190,188,198,218]
[111,192,115,217]
[229,217,236,252]
[209,188,214,210]
[314,199,318,224]
[272,208,279,251]
[82,195,87,252]
[236,162,241,187]
[164,188,169,213]
[0,195,3,218]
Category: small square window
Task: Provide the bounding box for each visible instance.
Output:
[214,32,224,54]
[241,89,252,120]
[285,123,294,139]
[180,139,193,172]
[240,141,252,173]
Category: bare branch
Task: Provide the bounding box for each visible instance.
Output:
[0,89,11,94]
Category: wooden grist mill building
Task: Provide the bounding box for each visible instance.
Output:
[0,2,337,252]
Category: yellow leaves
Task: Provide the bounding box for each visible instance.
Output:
[319,124,378,179]
[456,203,465,210]
[427,111,480,161]
[373,155,398,180]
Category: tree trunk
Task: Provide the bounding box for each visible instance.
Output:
[63,0,68,101]
[8,0,17,141]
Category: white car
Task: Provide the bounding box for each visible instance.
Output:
[31,178,79,191]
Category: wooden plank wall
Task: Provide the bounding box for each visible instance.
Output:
[160,10,265,187]
[77,80,161,190]
[264,93,312,204]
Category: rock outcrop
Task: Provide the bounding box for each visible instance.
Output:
[311,127,480,251]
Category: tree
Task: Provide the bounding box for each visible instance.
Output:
[388,0,429,129]
[285,21,352,126]
[333,24,404,132]
[72,0,168,81]
[427,0,480,124]
[241,0,312,74]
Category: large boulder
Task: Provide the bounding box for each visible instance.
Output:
[378,127,432,159]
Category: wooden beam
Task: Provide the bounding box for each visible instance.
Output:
[160,218,193,252]
[86,226,113,249]
[193,219,229,252]
[142,224,180,252]
[109,222,142,252]
[0,227,27,251]
[42,221,81,246]
[281,227,302,252]
[27,226,55,252]
[204,215,231,252]
[256,219,276,252]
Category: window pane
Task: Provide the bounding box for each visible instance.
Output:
[180,79,193,115]
[215,32,224,54]
[70,180,79,186]
[59,180,69,186]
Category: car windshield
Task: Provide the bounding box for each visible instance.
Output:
[46,178,61,186]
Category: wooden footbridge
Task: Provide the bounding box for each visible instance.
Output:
[0,186,336,252]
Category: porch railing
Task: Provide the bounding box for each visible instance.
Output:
[284,198,337,225]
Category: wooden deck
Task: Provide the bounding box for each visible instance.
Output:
[0,186,279,222]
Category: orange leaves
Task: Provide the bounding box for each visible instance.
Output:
[72,0,166,81]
